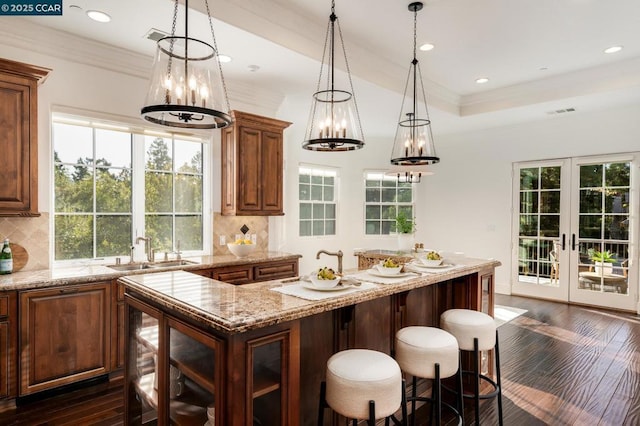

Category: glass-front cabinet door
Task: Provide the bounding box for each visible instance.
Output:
[126,296,223,425]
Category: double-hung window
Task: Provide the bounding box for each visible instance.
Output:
[364,171,414,235]
[298,165,338,237]
[52,115,208,263]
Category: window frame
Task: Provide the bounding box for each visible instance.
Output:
[363,170,415,236]
[51,112,211,267]
[298,164,339,238]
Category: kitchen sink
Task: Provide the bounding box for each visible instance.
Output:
[107,259,197,272]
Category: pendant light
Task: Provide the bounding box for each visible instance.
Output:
[385,165,434,183]
[303,0,364,152]
[141,0,232,129]
[390,2,439,167]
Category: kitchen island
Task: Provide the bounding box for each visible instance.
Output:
[120,256,499,425]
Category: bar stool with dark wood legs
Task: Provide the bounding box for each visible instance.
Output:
[318,349,407,425]
[441,309,504,426]
[395,326,464,426]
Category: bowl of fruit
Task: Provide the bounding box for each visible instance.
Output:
[419,250,443,266]
[310,267,341,289]
[227,238,256,258]
[375,258,403,275]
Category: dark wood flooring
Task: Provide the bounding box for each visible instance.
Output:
[1,294,639,425]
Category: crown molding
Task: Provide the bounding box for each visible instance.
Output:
[0,17,285,115]
[459,57,640,116]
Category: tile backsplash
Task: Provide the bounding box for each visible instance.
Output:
[213,213,269,255]
[0,213,49,271]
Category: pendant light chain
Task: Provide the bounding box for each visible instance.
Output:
[205,0,231,113]
[336,13,364,146]
[164,0,179,89]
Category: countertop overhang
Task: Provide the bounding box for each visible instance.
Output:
[120,257,501,335]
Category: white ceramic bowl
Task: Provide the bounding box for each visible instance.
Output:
[419,256,443,267]
[309,273,341,289]
[227,242,256,258]
[375,264,402,275]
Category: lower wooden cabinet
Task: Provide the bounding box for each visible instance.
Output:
[0,292,17,399]
[19,282,111,395]
[211,258,298,285]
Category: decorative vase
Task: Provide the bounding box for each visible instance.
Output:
[397,233,414,252]
[594,261,613,275]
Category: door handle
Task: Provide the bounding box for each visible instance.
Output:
[571,234,576,251]
[561,234,566,251]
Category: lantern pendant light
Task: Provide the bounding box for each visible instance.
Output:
[302,0,364,152]
[385,165,434,183]
[390,1,439,168]
[141,0,232,129]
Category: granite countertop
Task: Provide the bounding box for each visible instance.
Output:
[120,257,501,335]
[0,251,301,291]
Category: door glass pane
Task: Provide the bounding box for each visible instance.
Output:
[577,162,630,295]
[517,166,559,286]
[127,309,159,425]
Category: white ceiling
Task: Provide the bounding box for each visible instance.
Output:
[13,0,640,136]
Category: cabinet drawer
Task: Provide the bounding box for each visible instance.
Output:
[254,260,298,282]
[212,266,253,285]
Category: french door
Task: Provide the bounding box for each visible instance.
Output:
[511,154,639,312]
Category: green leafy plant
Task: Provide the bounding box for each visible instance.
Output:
[395,212,415,234]
[589,249,615,264]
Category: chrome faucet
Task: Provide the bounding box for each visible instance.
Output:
[135,236,153,263]
[316,249,343,274]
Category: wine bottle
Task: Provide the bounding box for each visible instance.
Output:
[0,238,12,275]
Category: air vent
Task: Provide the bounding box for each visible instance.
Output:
[144,28,168,42]
[546,107,576,115]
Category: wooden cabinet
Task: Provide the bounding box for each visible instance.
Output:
[19,282,111,395]
[126,295,223,425]
[221,110,291,216]
[0,58,50,217]
[111,281,126,371]
[0,292,17,400]
[211,258,299,285]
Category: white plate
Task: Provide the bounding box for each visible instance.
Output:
[410,262,455,269]
[302,281,351,292]
[366,269,416,278]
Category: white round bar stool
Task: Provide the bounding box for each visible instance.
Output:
[318,349,407,426]
[440,309,504,426]
[395,326,464,426]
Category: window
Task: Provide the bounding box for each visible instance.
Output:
[52,116,207,262]
[364,171,414,235]
[299,165,337,236]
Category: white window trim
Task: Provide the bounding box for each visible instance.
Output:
[363,170,416,237]
[298,163,340,238]
[51,110,211,267]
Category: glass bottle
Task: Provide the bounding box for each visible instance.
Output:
[0,238,12,275]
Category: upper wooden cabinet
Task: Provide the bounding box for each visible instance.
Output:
[221,110,291,216]
[0,58,50,217]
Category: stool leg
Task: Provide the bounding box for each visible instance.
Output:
[318,381,326,426]
[369,400,376,426]
[474,338,480,426]
[496,330,504,426]
[434,363,441,426]
[402,379,408,426]
[457,355,464,426]
[412,375,418,426]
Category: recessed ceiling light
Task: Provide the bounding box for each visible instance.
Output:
[475,77,489,84]
[604,45,623,54]
[419,43,435,51]
[86,10,111,23]
[217,54,232,63]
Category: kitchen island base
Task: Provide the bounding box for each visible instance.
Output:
[121,260,497,425]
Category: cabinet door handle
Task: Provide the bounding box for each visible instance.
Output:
[561,234,566,251]
[59,287,79,294]
[571,234,576,251]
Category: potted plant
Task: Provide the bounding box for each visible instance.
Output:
[395,212,415,252]
[589,249,615,275]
